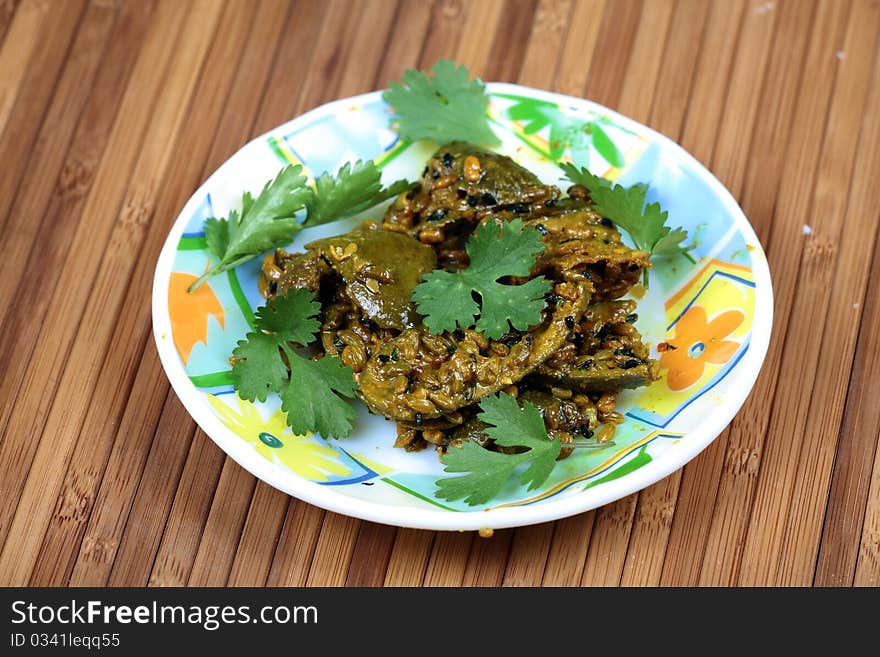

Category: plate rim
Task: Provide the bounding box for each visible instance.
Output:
[152,82,774,531]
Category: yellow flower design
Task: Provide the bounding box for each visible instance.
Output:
[208,394,351,482]
[660,305,743,391]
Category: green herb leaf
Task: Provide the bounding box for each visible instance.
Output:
[383,59,499,145]
[190,160,414,292]
[230,331,290,402]
[204,216,229,260]
[436,393,561,505]
[282,355,358,439]
[305,159,413,226]
[231,289,357,439]
[253,288,321,344]
[411,218,551,339]
[560,163,689,257]
[189,165,312,291]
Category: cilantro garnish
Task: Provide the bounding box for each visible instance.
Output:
[189,160,411,291]
[304,159,413,225]
[436,392,561,505]
[411,218,551,339]
[383,59,499,146]
[231,289,358,439]
[560,163,690,259]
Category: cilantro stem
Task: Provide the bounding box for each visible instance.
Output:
[187,253,256,292]
[683,250,697,265]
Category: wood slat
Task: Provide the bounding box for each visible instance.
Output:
[0,0,197,585]
[264,503,325,587]
[816,84,880,587]
[0,0,115,319]
[460,529,513,586]
[502,523,554,586]
[0,0,50,144]
[581,0,643,108]
[106,390,197,586]
[305,513,361,587]
[452,0,504,73]
[35,0,273,588]
[541,513,595,586]
[422,532,473,587]
[383,530,434,586]
[226,483,289,586]
[187,459,255,587]
[33,0,252,587]
[0,0,86,236]
[0,0,21,47]
[553,0,606,98]
[344,522,397,587]
[738,0,878,586]
[700,0,852,586]
[148,431,226,586]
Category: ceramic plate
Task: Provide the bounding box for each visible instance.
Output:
[152,83,773,531]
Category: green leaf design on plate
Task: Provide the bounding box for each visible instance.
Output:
[583,446,652,490]
[590,123,625,168]
[505,96,626,168]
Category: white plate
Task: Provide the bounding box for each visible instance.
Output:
[152,83,773,531]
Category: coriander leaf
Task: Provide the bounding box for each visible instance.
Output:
[435,443,520,506]
[436,393,561,505]
[304,159,413,226]
[560,162,610,192]
[204,216,229,260]
[411,218,551,339]
[652,226,690,256]
[230,289,358,439]
[226,170,311,256]
[383,59,499,145]
[190,161,416,292]
[189,165,312,291]
[282,355,358,439]
[231,331,290,402]
[253,288,321,344]
[477,390,547,448]
[560,163,689,257]
[478,391,560,490]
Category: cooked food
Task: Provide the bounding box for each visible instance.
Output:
[196,59,693,505]
[256,143,659,456]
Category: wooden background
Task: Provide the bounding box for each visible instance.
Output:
[1,0,878,588]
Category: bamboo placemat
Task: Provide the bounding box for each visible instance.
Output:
[0,0,878,587]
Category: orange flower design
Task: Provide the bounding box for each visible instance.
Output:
[660,306,743,391]
[168,272,224,364]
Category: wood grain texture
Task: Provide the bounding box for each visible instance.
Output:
[1,0,878,588]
